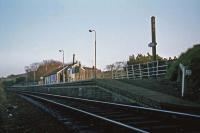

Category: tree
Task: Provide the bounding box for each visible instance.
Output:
[127,53,164,65]
[15,77,26,84]
[105,61,127,71]
[2,80,15,87]
[114,61,126,70]
[35,60,62,81]
[25,60,62,82]
[106,64,114,71]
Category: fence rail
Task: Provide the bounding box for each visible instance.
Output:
[112,61,168,79]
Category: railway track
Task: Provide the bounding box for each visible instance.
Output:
[15,91,200,133]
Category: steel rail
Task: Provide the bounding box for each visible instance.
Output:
[21,92,149,133]
[13,90,200,132]
[18,90,200,118]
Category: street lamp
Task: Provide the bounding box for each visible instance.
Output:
[89,29,97,79]
[59,49,65,82]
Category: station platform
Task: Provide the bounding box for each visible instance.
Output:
[95,79,200,114]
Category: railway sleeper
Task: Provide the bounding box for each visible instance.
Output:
[147,124,184,132]
[111,116,147,122]
[125,120,161,127]
[104,114,137,119]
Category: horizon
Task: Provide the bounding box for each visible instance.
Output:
[1,44,197,78]
[0,0,200,77]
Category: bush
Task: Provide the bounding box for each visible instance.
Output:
[187,56,200,100]
[2,80,15,87]
[166,44,200,102]
[166,44,200,81]
[15,77,26,84]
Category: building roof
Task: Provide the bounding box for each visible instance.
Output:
[44,63,101,77]
[44,64,74,77]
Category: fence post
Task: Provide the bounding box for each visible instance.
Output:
[120,69,123,79]
[111,69,113,79]
[132,65,135,79]
[139,64,142,79]
[126,66,129,79]
[156,60,159,78]
[113,70,116,79]
[147,62,150,78]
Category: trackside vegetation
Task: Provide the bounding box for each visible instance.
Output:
[166,44,200,101]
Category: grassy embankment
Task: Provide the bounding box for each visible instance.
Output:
[166,44,200,101]
[0,81,6,106]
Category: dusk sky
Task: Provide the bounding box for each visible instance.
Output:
[0,0,200,77]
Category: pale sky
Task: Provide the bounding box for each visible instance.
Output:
[0,0,200,77]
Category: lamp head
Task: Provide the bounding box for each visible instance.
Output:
[89,29,93,32]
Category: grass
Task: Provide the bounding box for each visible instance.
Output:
[165,44,200,102]
[166,44,200,80]
[0,82,6,104]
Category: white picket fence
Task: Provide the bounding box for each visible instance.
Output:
[112,61,168,79]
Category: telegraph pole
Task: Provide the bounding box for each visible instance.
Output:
[148,16,157,61]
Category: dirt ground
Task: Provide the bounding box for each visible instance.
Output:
[0,86,69,133]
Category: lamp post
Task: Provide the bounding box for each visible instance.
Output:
[89,29,97,79]
[59,49,65,82]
